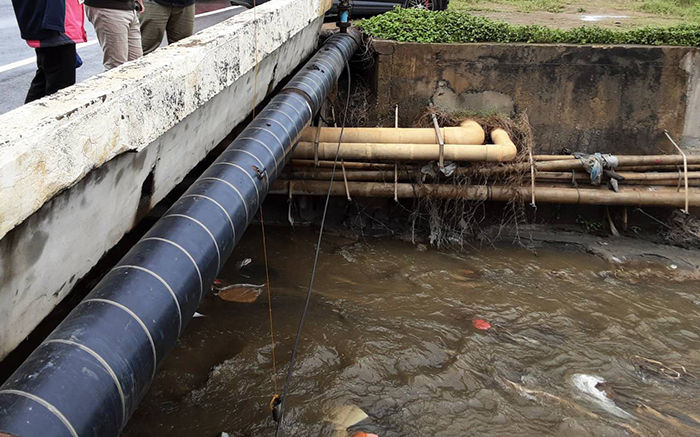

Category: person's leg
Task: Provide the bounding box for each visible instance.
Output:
[127,10,144,61]
[140,1,168,55]
[25,49,47,103]
[25,45,76,103]
[165,4,194,44]
[85,6,131,69]
[42,44,77,95]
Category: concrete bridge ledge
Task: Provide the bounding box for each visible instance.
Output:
[0,0,330,359]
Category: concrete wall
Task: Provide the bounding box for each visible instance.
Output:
[0,0,331,360]
[370,40,700,154]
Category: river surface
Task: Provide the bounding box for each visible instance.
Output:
[125,227,700,436]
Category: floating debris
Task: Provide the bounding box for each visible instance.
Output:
[237,258,252,269]
[572,374,631,418]
[632,355,695,381]
[472,319,492,330]
[327,405,369,437]
[217,286,263,303]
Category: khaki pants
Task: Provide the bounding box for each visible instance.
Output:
[85,7,143,70]
[140,1,195,55]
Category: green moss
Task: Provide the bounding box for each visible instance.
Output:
[356,8,700,46]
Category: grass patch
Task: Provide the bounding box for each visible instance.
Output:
[637,0,700,21]
[356,8,700,46]
[451,0,568,13]
[449,0,700,22]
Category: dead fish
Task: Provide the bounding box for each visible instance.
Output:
[217,286,263,303]
[572,374,631,418]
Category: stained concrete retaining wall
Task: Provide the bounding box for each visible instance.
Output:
[0,0,331,359]
[370,40,699,154]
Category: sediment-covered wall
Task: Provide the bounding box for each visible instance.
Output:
[370,40,699,154]
[0,0,331,360]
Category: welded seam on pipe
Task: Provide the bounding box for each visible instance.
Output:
[270,100,303,120]
[140,237,204,303]
[181,194,237,241]
[258,117,293,142]
[284,87,315,114]
[162,214,221,272]
[290,80,321,105]
[0,390,78,437]
[263,107,300,136]
[248,127,287,156]
[113,265,183,334]
[82,298,158,379]
[44,338,127,426]
[281,90,313,118]
[313,58,337,76]
[199,177,251,224]
[232,138,280,175]
[301,71,328,97]
[221,150,271,191]
[210,161,262,205]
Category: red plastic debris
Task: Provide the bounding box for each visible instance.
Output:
[472,319,492,330]
[213,279,223,286]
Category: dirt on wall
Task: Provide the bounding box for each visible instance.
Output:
[368,40,699,155]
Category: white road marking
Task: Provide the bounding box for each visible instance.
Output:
[194,5,242,18]
[0,6,243,74]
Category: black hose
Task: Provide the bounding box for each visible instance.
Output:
[274,58,352,437]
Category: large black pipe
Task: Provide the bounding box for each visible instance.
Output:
[0,32,358,436]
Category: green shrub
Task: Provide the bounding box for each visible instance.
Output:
[356,8,700,46]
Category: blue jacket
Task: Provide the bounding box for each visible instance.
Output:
[11,0,66,42]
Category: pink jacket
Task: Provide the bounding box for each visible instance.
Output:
[27,0,87,48]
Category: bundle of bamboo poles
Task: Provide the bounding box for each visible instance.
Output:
[294,121,518,162]
[282,124,700,208]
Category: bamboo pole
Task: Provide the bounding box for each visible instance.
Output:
[480,156,700,174]
[284,170,700,187]
[294,142,518,162]
[615,164,700,171]
[289,159,396,170]
[536,171,700,181]
[271,180,700,207]
[518,155,700,165]
[284,170,413,181]
[298,120,486,145]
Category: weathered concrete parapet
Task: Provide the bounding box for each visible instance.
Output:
[370,40,700,155]
[0,0,330,360]
[0,0,330,240]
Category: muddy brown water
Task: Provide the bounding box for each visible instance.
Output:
[124,227,700,436]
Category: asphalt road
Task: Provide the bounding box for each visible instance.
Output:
[0,1,244,115]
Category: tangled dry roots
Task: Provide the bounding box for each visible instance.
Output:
[662,210,700,249]
[412,108,536,249]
